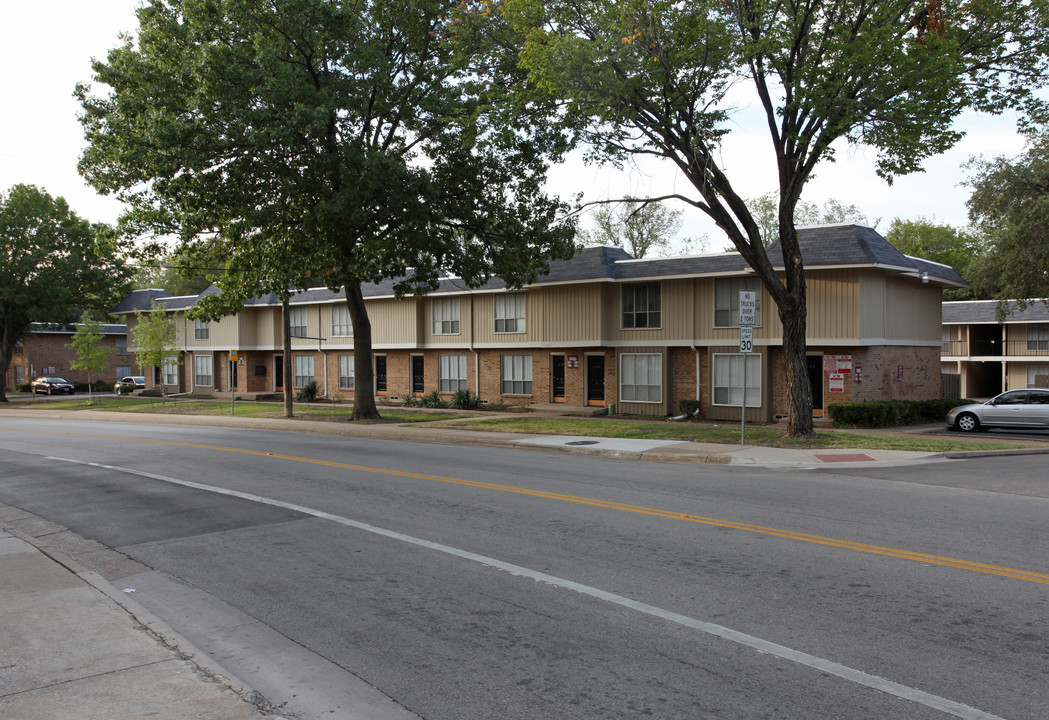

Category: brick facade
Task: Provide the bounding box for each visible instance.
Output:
[5,325,132,391]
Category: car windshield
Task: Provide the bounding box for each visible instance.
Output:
[50,378,69,383]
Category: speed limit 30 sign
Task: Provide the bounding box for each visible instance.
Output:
[739,326,753,353]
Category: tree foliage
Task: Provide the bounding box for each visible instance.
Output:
[0,184,133,402]
[883,217,987,300]
[473,0,1049,436]
[133,253,219,297]
[581,198,684,257]
[129,300,180,395]
[78,0,577,420]
[965,132,1049,311]
[68,312,116,402]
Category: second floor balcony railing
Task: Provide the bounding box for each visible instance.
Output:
[942,339,1049,357]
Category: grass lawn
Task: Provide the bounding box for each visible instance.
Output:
[9,395,1033,452]
[11,396,472,424]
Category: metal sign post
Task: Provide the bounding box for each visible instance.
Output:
[230,350,238,416]
[738,291,756,445]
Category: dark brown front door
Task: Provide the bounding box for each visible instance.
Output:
[586,355,605,406]
[552,355,566,402]
[412,356,424,395]
[375,355,387,394]
[275,355,283,391]
[806,355,823,417]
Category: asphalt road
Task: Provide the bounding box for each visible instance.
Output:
[1,416,1047,720]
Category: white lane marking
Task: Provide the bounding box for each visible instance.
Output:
[48,456,1004,720]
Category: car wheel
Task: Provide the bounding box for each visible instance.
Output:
[955,412,980,433]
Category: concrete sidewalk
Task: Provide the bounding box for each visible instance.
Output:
[0,524,286,720]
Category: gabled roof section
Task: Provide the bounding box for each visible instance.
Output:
[943,299,1049,324]
[111,288,177,314]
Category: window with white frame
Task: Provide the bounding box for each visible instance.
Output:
[288,307,307,338]
[332,304,353,337]
[439,354,467,392]
[620,353,662,403]
[621,283,661,329]
[1027,365,1049,388]
[338,354,355,389]
[494,293,526,333]
[501,354,532,395]
[294,355,314,387]
[162,361,178,386]
[714,278,762,327]
[194,318,210,340]
[432,298,461,335]
[193,355,213,387]
[713,353,761,406]
[1027,325,1049,351]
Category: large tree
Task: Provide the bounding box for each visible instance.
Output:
[748,192,868,247]
[0,184,133,402]
[78,0,576,420]
[475,0,1049,436]
[964,132,1049,311]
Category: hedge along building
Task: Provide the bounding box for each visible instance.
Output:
[111,224,964,421]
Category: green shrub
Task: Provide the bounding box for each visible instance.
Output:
[421,389,446,408]
[16,383,31,393]
[402,396,422,407]
[827,398,969,428]
[295,380,319,403]
[677,399,703,416]
[448,389,480,410]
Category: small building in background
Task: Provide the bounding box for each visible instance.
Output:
[4,323,132,391]
[941,300,1049,399]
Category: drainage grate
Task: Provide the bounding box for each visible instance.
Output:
[566,440,599,446]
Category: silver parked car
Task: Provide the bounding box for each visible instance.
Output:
[946,389,1049,432]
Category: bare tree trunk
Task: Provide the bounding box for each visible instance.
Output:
[345,284,380,420]
[776,211,815,438]
[282,297,293,418]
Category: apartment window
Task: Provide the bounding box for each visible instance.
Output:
[501,354,532,395]
[713,353,761,406]
[621,282,661,329]
[439,354,467,392]
[162,362,178,386]
[194,318,210,340]
[14,339,24,355]
[193,355,213,387]
[294,355,314,387]
[714,278,762,327]
[1027,325,1049,351]
[116,338,127,354]
[941,326,951,355]
[620,353,662,403]
[338,354,355,389]
[116,365,130,379]
[433,298,460,335]
[332,304,353,337]
[288,307,307,338]
[1027,365,1049,388]
[495,293,526,334]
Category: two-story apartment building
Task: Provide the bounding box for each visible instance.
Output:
[112,224,964,420]
[4,322,131,391]
[941,300,1049,399]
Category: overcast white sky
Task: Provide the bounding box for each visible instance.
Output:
[0,1,1033,251]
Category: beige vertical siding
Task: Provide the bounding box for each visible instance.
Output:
[540,285,605,343]
[806,271,860,340]
[470,292,543,345]
[368,297,418,346]
[876,276,943,341]
[424,294,473,345]
[694,278,780,343]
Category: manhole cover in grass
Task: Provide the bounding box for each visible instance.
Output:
[566,440,600,446]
